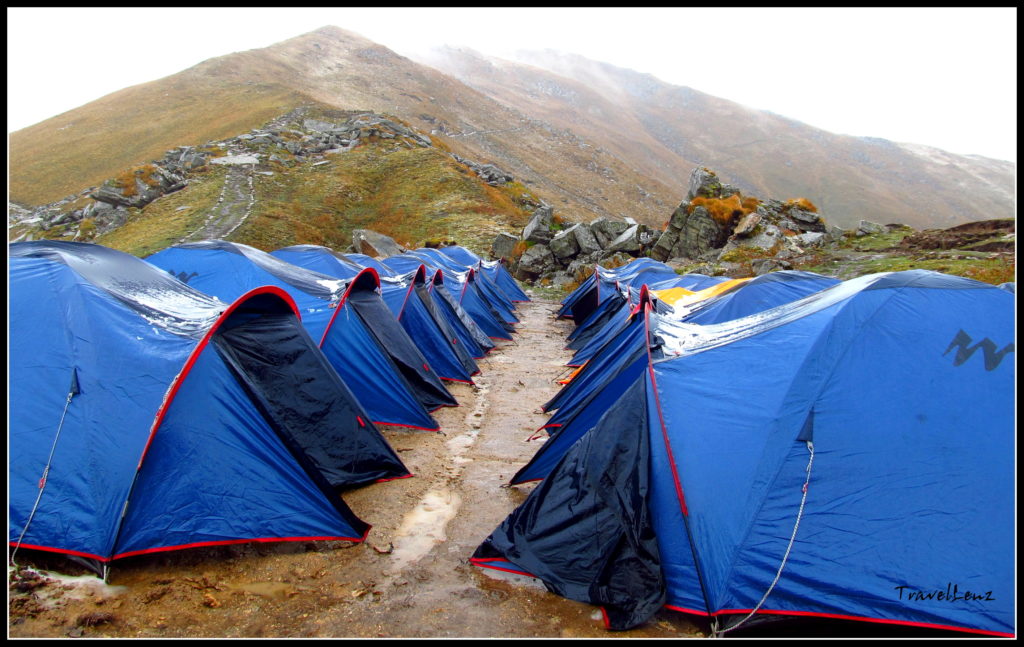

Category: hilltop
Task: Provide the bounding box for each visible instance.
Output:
[9,26,1015,233]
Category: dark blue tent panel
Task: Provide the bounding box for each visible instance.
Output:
[478,270,1015,637]
[148,242,448,428]
[428,270,494,358]
[10,242,384,569]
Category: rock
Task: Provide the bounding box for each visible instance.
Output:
[491,232,519,260]
[827,225,847,242]
[856,220,885,236]
[686,167,723,201]
[791,232,827,248]
[352,229,405,257]
[597,251,634,266]
[551,272,575,287]
[789,208,821,226]
[607,224,642,253]
[652,204,730,261]
[719,222,783,257]
[571,222,602,254]
[303,119,337,133]
[209,154,260,166]
[732,212,762,238]
[522,206,554,244]
[751,258,793,275]
[720,183,742,198]
[637,225,659,248]
[475,163,513,186]
[589,218,630,248]
[549,226,580,260]
[516,244,557,280]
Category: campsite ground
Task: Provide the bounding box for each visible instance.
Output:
[8,297,706,639]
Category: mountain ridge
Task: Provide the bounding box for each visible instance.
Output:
[9,25,1015,233]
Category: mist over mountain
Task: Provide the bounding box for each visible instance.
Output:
[416,46,1015,230]
[9,26,1014,232]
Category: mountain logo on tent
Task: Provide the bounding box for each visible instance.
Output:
[943,330,1014,371]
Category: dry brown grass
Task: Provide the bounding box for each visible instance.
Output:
[9,74,311,206]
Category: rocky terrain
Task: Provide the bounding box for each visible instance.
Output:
[491,167,1015,289]
[8,107,536,257]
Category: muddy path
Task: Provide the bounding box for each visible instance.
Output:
[180,162,256,243]
[8,297,705,638]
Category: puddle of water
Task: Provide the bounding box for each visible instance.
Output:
[389,489,462,571]
[12,567,128,608]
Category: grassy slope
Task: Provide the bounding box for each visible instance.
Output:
[9,72,310,206]
[96,138,535,258]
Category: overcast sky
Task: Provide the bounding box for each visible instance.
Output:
[6,7,1018,162]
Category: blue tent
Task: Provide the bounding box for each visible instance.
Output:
[475,270,1015,637]
[558,259,679,324]
[426,268,496,359]
[423,267,514,341]
[271,244,365,281]
[274,246,477,384]
[398,249,520,324]
[379,265,479,383]
[439,244,530,302]
[345,252,397,277]
[10,241,409,575]
[672,271,840,323]
[147,241,452,425]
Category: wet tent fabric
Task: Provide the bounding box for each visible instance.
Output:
[345,253,397,277]
[271,244,364,281]
[378,265,478,383]
[476,270,1015,636]
[273,246,473,378]
[9,242,384,569]
[565,290,629,351]
[398,249,520,324]
[339,271,458,411]
[479,259,531,303]
[147,241,444,428]
[435,268,515,341]
[402,267,480,378]
[428,270,495,359]
[675,271,840,324]
[440,244,530,302]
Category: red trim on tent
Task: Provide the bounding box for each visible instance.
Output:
[469,557,536,578]
[644,303,689,517]
[663,604,708,616]
[7,542,111,562]
[138,286,301,469]
[319,267,381,347]
[375,473,414,483]
[661,605,1014,638]
[440,376,475,385]
[373,420,440,432]
[112,530,370,560]
[396,265,426,319]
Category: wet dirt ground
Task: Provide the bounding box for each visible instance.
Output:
[8,297,706,639]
